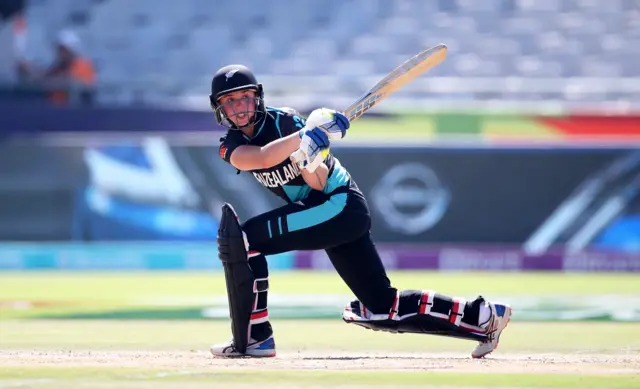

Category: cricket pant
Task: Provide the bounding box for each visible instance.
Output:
[241,185,398,340]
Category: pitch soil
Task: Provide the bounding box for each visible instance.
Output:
[1,350,638,375]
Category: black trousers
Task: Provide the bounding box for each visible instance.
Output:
[242,187,397,314]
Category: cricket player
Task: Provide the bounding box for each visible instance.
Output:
[209,64,511,359]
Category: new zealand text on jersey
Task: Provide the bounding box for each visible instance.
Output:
[253,162,301,188]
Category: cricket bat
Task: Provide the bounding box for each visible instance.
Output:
[292,43,448,172]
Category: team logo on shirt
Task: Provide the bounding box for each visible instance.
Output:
[253,162,301,188]
[219,145,227,160]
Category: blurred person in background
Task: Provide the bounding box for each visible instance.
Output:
[0,0,25,85]
[0,0,23,21]
[17,29,96,105]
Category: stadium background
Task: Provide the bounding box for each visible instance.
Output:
[1,0,638,266]
[0,1,639,388]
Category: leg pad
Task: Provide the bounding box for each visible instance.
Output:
[218,204,254,354]
[343,290,488,342]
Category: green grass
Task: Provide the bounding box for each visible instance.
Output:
[1,368,637,389]
[1,271,639,388]
[1,271,637,302]
[1,271,636,319]
[1,320,639,353]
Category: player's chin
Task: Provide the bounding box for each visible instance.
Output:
[232,114,251,128]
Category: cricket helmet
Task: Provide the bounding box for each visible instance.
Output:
[209,64,265,130]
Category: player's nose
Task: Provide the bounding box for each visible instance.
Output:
[232,99,248,109]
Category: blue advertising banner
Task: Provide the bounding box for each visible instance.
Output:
[0,243,294,270]
[0,135,638,270]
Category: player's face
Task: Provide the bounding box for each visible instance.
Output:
[218,89,257,128]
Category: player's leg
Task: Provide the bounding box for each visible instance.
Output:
[343,289,512,358]
[327,232,485,337]
[323,197,511,358]
[210,204,275,358]
[212,190,510,358]
[325,232,397,314]
[210,191,366,358]
[335,237,511,356]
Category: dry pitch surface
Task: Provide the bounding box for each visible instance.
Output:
[2,349,639,375]
[1,320,639,388]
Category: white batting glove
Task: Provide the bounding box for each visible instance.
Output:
[305,108,350,141]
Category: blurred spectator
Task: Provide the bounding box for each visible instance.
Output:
[17,29,96,105]
[0,0,24,21]
[0,0,25,85]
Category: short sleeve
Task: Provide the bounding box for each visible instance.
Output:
[218,131,247,164]
[275,107,306,137]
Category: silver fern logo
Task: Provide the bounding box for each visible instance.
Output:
[225,69,239,80]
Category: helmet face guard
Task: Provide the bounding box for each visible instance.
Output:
[209,65,266,130]
[210,85,264,130]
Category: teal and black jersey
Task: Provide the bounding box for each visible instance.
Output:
[219,106,398,330]
[218,107,352,204]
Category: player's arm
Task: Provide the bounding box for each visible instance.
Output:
[300,162,328,191]
[229,132,302,171]
[220,108,348,172]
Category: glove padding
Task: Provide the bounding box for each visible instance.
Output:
[291,127,330,173]
[305,108,350,141]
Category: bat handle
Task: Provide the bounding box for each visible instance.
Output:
[290,148,306,166]
[290,148,323,173]
[305,152,324,173]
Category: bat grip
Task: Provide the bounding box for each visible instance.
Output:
[290,148,323,173]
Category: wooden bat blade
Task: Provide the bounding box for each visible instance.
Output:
[343,44,448,122]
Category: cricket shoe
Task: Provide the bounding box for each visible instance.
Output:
[210,336,276,358]
[471,301,512,359]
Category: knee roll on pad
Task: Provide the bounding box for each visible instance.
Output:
[217,204,249,264]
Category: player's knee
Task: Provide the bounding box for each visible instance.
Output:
[239,217,264,251]
[345,211,371,241]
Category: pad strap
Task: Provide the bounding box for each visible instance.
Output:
[247,258,271,337]
[345,290,487,342]
[449,297,465,326]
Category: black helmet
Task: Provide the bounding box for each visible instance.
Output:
[209,64,265,130]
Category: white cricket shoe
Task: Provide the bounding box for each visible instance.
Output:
[210,336,276,358]
[471,302,512,359]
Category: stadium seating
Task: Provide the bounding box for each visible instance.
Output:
[14,0,640,107]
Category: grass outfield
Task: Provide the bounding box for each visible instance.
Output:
[1,271,639,388]
[1,271,638,302]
